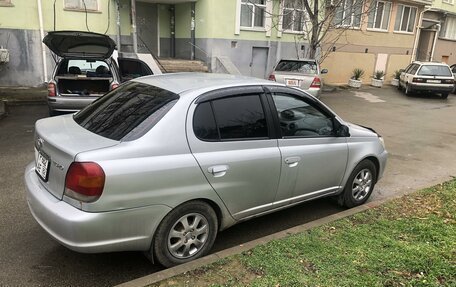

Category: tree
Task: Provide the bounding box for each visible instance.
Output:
[248,0,374,63]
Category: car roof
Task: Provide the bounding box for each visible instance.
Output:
[412,61,449,66]
[132,73,282,95]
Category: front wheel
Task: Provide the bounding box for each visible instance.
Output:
[152,201,218,267]
[337,160,377,208]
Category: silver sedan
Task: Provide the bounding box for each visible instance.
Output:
[25,73,387,267]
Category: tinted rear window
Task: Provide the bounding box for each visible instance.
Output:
[275,60,318,74]
[74,82,179,141]
[417,65,452,77]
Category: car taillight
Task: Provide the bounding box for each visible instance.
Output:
[64,162,105,203]
[443,79,454,84]
[412,78,425,83]
[48,82,56,97]
[310,77,321,88]
[268,74,276,81]
[110,83,119,90]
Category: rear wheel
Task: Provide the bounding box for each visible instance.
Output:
[405,84,412,96]
[442,93,449,99]
[337,160,377,208]
[152,201,218,267]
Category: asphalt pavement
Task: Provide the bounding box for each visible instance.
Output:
[0,87,455,286]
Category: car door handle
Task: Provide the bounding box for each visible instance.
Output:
[284,156,301,167]
[208,165,229,177]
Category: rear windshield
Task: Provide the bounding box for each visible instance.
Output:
[417,65,452,77]
[74,82,179,141]
[275,60,318,74]
[57,59,112,77]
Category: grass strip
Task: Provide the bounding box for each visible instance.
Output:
[152,180,456,287]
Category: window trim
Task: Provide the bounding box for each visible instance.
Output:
[0,0,13,7]
[240,0,267,29]
[193,86,277,142]
[442,0,454,5]
[333,0,364,28]
[263,86,340,139]
[367,0,392,31]
[394,4,417,33]
[281,0,308,33]
[64,0,100,12]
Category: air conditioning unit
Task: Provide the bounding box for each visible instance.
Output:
[0,48,9,64]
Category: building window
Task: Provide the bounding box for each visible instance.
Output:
[240,0,266,28]
[442,0,454,4]
[64,0,99,11]
[440,16,456,40]
[282,0,308,32]
[333,0,363,28]
[367,1,392,30]
[0,0,13,7]
[394,4,417,33]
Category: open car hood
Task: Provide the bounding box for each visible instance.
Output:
[43,31,116,59]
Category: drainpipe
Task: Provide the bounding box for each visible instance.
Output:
[411,6,431,62]
[190,2,195,60]
[130,0,138,53]
[430,23,441,61]
[116,0,121,52]
[170,5,175,58]
[37,0,48,83]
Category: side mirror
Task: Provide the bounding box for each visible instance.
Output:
[321,68,328,74]
[336,125,350,137]
[399,69,404,73]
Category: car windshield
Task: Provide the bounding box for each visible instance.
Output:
[417,65,452,77]
[275,60,318,74]
[74,82,179,141]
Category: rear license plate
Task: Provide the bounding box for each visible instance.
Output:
[286,79,299,86]
[35,148,50,182]
[427,80,441,83]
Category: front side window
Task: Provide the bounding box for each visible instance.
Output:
[272,93,334,137]
[333,0,363,28]
[64,0,98,11]
[367,0,392,30]
[74,82,179,141]
[193,94,269,141]
[240,0,266,28]
[394,4,417,33]
[282,0,307,32]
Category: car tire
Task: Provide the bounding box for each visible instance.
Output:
[397,81,403,91]
[152,201,218,268]
[442,93,449,99]
[338,159,377,208]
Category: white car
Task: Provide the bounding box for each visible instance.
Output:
[399,61,454,99]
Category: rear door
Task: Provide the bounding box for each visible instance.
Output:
[117,58,153,82]
[266,87,348,207]
[187,86,281,220]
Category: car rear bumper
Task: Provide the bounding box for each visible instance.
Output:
[377,150,388,181]
[24,163,171,253]
[409,84,453,93]
[48,96,99,112]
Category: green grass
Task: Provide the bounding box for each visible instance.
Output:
[153,180,456,287]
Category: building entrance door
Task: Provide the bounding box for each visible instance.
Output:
[250,47,269,79]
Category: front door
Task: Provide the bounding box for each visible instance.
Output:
[187,87,281,220]
[251,47,269,79]
[268,88,348,206]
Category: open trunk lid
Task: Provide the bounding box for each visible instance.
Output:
[43,31,116,59]
[34,114,118,200]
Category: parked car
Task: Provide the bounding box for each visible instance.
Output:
[25,73,387,267]
[268,59,328,98]
[44,31,154,116]
[398,61,454,99]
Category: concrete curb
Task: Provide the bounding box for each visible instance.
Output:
[114,194,407,287]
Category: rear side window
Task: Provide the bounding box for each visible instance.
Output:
[74,82,179,141]
[409,64,419,75]
[275,60,318,74]
[417,65,452,77]
[193,95,269,141]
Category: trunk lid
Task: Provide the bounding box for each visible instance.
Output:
[34,114,119,200]
[43,31,116,59]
